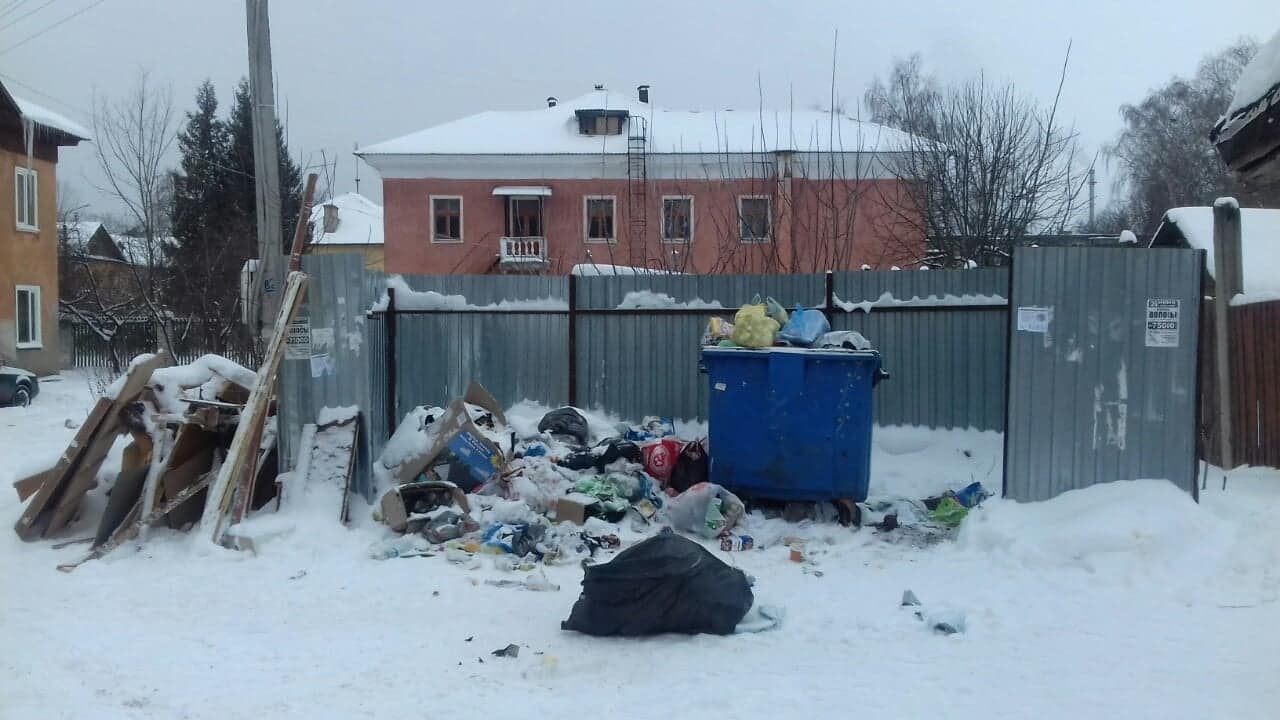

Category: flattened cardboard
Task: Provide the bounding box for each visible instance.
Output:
[380,482,469,533]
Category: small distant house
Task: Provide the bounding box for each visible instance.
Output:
[1,79,89,375]
[356,85,924,276]
[1148,206,1280,302]
[308,192,385,270]
[58,221,171,314]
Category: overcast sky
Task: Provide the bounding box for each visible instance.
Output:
[3,0,1272,222]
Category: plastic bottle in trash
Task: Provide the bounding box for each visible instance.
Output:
[523,570,560,592]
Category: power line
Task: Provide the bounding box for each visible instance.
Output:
[0,0,107,57]
[1,0,55,30]
[0,70,93,118]
[0,1,30,22]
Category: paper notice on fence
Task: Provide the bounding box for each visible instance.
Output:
[1017,306,1052,333]
[286,317,311,359]
[1145,299,1180,348]
[310,353,334,378]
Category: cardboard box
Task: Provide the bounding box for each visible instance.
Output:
[397,383,508,491]
[380,481,470,533]
[554,492,601,525]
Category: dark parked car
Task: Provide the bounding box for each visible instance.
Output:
[0,366,39,407]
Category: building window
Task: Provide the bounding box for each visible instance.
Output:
[508,197,543,237]
[15,167,38,231]
[15,285,41,349]
[575,110,627,136]
[584,196,615,242]
[738,196,771,242]
[431,196,463,243]
[662,196,693,243]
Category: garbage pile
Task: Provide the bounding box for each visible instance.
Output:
[10,351,311,569]
[370,382,754,569]
[702,294,871,351]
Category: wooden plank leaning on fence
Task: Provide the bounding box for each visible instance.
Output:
[13,352,170,541]
[199,271,309,545]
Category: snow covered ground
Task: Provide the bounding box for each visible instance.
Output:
[2,373,1278,719]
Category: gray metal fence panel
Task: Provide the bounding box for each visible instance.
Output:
[574,273,825,421]
[1004,247,1203,502]
[367,314,388,464]
[831,269,1010,431]
[395,274,568,305]
[393,311,569,414]
[278,253,386,499]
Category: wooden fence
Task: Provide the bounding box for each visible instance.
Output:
[1199,299,1280,469]
[63,319,258,371]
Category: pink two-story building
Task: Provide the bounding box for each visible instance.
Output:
[357,85,924,275]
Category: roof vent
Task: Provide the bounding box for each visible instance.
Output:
[593,83,604,91]
[546,96,557,107]
[637,85,650,103]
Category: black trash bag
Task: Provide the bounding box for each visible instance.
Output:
[538,407,589,445]
[667,439,709,494]
[561,532,754,636]
[557,437,643,471]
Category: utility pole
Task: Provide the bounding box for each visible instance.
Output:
[1212,197,1244,479]
[1087,167,1096,229]
[246,0,284,344]
[353,141,361,194]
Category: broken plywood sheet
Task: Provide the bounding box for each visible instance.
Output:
[44,352,171,538]
[14,397,113,540]
[154,425,218,530]
[12,468,53,503]
[305,413,359,523]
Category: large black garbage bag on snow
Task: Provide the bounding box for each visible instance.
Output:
[561,533,754,636]
[538,407,590,445]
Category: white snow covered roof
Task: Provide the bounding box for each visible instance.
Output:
[11,93,91,141]
[115,235,176,267]
[58,221,107,253]
[309,192,384,246]
[358,89,914,157]
[1155,206,1280,301]
[1226,30,1280,120]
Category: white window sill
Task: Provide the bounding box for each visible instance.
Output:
[585,238,616,244]
[430,238,464,244]
[15,224,39,234]
[16,342,43,350]
[739,238,772,244]
[661,238,692,244]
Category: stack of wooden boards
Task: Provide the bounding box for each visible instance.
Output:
[10,272,316,570]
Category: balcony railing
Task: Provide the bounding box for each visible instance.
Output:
[499,236,548,268]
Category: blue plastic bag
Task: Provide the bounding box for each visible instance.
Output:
[777,306,831,347]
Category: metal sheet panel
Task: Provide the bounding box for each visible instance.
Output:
[278,253,386,499]
[831,268,1009,431]
[1004,247,1203,502]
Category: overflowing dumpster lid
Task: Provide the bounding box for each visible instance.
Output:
[702,346,879,359]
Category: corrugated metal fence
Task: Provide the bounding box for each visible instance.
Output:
[279,254,1013,497]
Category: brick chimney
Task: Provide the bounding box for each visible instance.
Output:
[547,96,557,107]
[322,203,339,234]
[637,84,650,103]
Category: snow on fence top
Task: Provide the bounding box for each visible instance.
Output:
[12,93,91,140]
[371,275,568,312]
[832,291,1008,313]
[1161,206,1280,304]
[357,89,914,157]
[615,291,723,310]
[571,263,679,277]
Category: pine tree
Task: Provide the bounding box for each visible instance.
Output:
[171,79,239,349]
[225,78,304,255]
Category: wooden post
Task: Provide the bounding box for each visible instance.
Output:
[567,274,578,407]
[384,287,397,439]
[288,174,319,271]
[1212,197,1244,472]
[247,0,284,343]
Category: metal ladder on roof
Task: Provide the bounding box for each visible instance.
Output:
[626,116,648,267]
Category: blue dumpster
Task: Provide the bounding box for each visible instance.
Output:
[701,347,883,502]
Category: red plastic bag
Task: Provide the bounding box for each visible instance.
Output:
[642,438,684,483]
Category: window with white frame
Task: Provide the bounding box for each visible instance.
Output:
[15,285,41,348]
[661,196,693,243]
[431,196,463,242]
[584,196,615,242]
[15,167,38,231]
[738,196,770,242]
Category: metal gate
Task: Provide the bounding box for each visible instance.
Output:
[1003,247,1204,502]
